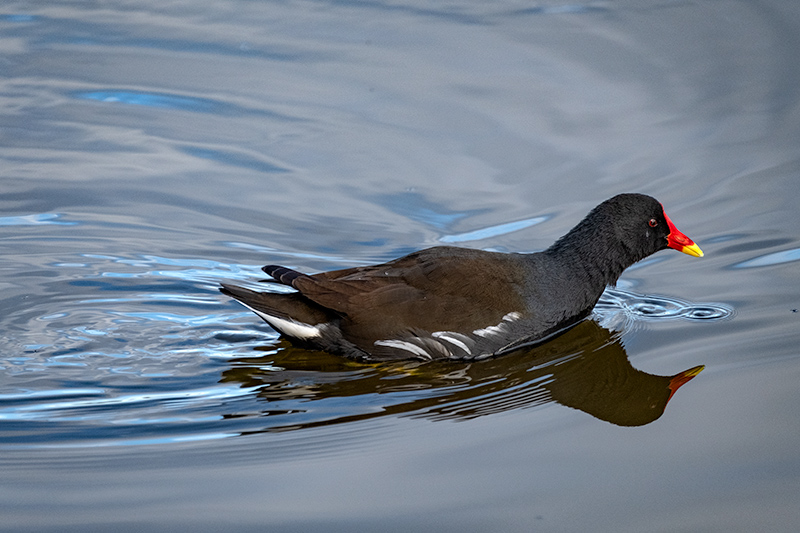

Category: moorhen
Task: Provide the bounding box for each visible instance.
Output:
[221,193,703,361]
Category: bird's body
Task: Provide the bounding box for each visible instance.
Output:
[221,194,703,361]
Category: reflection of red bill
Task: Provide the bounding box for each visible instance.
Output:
[667,365,705,404]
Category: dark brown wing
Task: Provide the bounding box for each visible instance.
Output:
[289,247,530,345]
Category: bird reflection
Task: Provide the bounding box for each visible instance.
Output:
[219,320,703,431]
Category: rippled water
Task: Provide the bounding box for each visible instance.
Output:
[2,1,800,531]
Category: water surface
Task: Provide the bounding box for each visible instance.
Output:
[2,1,800,531]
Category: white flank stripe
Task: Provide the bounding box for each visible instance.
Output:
[374,339,432,360]
[473,311,522,337]
[473,324,505,337]
[432,332,471,354]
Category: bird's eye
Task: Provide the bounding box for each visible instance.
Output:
[648,218,658,228]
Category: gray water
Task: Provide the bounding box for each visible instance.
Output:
[2,1,800,531]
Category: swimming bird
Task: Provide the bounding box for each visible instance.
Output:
[220,193,703,361]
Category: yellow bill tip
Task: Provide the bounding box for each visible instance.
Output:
[681,242,704,258]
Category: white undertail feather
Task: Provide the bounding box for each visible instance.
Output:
[235,301,322,340]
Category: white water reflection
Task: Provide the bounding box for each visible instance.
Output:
[440,215,550,243]
[733,246,800,268]
[0,213,76,226]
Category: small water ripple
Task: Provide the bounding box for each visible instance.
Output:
[596,288,734,324]
[178,145,291,174]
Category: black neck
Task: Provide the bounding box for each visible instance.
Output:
[543,217,637,291]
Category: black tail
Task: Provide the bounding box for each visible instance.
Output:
[262,265,307,287]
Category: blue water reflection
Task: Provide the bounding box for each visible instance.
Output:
[0,213,76,226]
[1,14,37,22]
[72,90,304,122]
[75,91,218,111]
